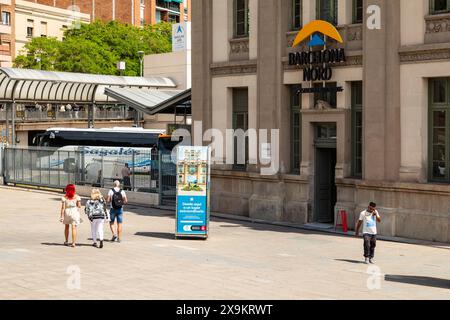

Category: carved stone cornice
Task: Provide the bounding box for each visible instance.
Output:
[210,60,257,77]
[399,42,450,63]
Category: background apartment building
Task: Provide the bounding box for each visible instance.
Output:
[0,0,14,67]
[0,0,192,66]
[15,0,90,56]
[22,0,191,26]
[192,0,450,243]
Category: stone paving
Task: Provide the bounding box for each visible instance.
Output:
[1,186,450,300]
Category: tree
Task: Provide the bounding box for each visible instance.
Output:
[14,37,61,71]
[55,38,118,75]
[14,20,173,76]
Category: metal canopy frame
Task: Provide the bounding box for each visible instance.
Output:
[0,67,177,145]
[104,87,192,116]
[0,68,176,104]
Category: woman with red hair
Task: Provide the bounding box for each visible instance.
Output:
[59,184,82,247]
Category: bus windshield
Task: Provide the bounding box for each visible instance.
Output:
[158,135,183,152]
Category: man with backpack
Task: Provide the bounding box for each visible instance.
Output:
[107,180,128,243]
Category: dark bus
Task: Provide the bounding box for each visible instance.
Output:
[34,127,179,152]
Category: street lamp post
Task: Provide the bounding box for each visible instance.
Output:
[117,61,126,76]
[136,51,145,127]
[35,57,41,70]
[34,48,44,70]
[138,51,144,77]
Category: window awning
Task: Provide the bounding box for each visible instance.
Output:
[0,68,177,104]
[104,87,191,115]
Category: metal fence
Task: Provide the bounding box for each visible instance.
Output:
[1,146,177,205]
[0,143,4,178]
[0,108,137,122]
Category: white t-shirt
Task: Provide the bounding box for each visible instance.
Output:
[359,210,380,235]
[108,187,127,209]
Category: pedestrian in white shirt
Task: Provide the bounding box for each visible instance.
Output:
[355,202,382,264]
[107,180,128,243]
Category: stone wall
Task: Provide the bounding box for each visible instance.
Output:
[336,179,450,243]
[211,172,450,243]
[211,170,310,224]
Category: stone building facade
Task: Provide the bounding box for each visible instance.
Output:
[192,0,450,243]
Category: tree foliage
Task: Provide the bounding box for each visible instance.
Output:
[14,20,173,76]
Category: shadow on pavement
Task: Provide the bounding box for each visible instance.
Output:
[61,197,450,250]
[135,232,175,240]
[334,259,367,264]
[125,206,175,218]
[41,242,94,247]
[135,232,207,241]
[385,275,450,289]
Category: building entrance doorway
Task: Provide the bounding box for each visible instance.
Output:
[314,124,337,223]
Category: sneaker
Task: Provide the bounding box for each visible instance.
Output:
[99,241,104,249]
[92,243,98,248]
[365,258,369,264]
[369,259,374,264]
[117,238,121,243]
[111,235,118,242]
[64,242,69,246]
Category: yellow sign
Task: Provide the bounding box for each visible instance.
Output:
[292,20,343,48]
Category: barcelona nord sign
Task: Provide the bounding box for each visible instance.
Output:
[288,20,346,83]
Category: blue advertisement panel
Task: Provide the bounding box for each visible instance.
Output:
[176,196,207,235]
[175,146,210,238]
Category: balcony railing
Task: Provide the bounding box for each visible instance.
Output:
[156,0,181,13]
[0,108,137,122]
[425,13,450,44]
[229,37,250,61]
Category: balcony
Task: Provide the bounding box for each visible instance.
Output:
[156,0,181,13]
[425,13,450,44]
[0,107,137,122]
[0,46,11,67]
[0,22,11,35]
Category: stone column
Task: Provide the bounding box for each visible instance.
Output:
[191,0,213,145]
[363,0,401,181]
[256,0,290,173]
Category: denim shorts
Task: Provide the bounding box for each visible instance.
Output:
[109,208,124,224]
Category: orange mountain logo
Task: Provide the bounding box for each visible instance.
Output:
[292,20,343,47]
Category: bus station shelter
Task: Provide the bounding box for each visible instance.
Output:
[0,67,178,145]
[104,87,192,125]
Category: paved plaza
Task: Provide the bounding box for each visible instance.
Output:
[0,186,449,300]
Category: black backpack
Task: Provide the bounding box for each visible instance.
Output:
[111,189,124,209]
